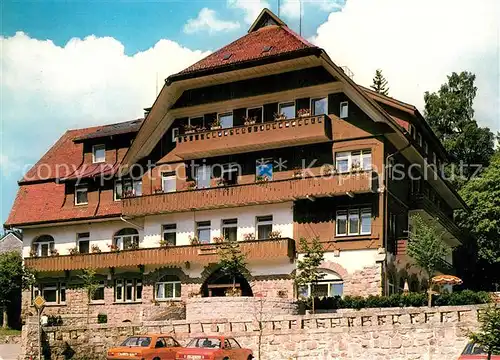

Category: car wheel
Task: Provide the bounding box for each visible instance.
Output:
[247,356,253,360]
[153,357,161,360]
[223,357,230,360]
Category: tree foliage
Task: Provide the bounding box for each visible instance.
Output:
[295,237,324,313]
[457,153,500,267]
[370,69,389,95]
[469,305,500,359]
[424,71,495,186]
[217,239,248,292]
[407,215,448,280]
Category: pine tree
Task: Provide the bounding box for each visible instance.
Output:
[370,69,389,95]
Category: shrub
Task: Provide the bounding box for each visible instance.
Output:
[46,315,63,326]
[97,313,107,324]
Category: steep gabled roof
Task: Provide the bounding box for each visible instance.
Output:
[171,8,317,78]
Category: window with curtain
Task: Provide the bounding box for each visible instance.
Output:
[155,275,181,300]
[336,208,371,236]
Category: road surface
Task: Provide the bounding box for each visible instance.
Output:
[0,343,21,360]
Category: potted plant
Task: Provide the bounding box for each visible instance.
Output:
[107,243,119,252]
[210,118,222,130]
[243,116,257,126]
[256,175,269,183]
[273,112,287,121]
[322,165,336,176]
[50,248,59,256]
[122,189,135,198]
[69,247,79,255]
[215,177,226,187]
[126,242,139,250]
[268,230,282,239]
[297,108,311,118]
[225,287,242,296]
[350,163,362,173]
[159,239,173,247]
[153,187,164,194]
[212,236,225,244]
[91,244,101,253]
[243,233,255,241]
[29,248,38,257]
[293,169,304,178]
[184,124,197,134]
[189,235,200,245]
[186,181,197,190]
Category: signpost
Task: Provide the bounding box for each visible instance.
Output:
[33,296,46,360]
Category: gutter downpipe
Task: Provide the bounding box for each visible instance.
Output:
[383,143,411,295]
[120,215,144,230]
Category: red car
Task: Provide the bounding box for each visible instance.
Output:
[459,343,500,359]
[176,336,253,360]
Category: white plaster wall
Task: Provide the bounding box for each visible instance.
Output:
[299,249,380,275]
[22,220,144,258]
[143,202,294,248]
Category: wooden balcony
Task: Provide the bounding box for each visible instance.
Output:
[409,194,462,245]
[175,115,332,160]
[122,172,378,217]
[24,238,296,272]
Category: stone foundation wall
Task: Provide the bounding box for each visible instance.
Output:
[186,297,298,321]
[21,304,481,360]
[344,265,383,296]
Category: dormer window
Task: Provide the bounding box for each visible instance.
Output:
[75,186,88,205]
[340,101,349,119]
[92,144,106,163]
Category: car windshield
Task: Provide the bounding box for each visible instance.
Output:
[463,343,500,355]
[120,337,151,347]
[187,338,221,349]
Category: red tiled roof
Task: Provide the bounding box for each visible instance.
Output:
[5,182,121,226]
[73,119,143,142]
[177,25,317,75]
[21,127,102,183]
[62,163,119,181]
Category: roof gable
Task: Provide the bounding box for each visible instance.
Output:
[248,8,286,33]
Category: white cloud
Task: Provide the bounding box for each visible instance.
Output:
[281,0,344,19]
[227,0,270,24]
[311,0,500,132]
[184,8,241,34]
[0,32,210,170]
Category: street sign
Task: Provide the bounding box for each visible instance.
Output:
[33,295,45,310]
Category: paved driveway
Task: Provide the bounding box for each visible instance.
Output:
[0,343,21,360]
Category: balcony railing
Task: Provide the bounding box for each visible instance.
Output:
[123,172,377,217]
[175,115,332,160]
[410,194,462,242]
[24,238,296,272]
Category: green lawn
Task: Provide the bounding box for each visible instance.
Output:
[0,328,21,336]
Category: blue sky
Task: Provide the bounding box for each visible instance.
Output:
[1,0,498,228]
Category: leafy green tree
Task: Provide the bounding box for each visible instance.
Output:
[78,269,99,325]
[0,251,34,328]
[469,305,500,359]
[294,237,324,314]
[407,215,448,306]
[370,69,389,95]
[217,239,248,295]
[424,71,495,187]
[456,153,500,277]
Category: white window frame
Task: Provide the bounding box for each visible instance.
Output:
[155,279,181,300]
[246,106,264,123]
[196,221,211,244]
[172,127,179,143]
[433,152,437,164]
[162,224,177,246]
[195,164,211,189]
[77,232,90,254]
[339,101,349,119]
[423,141,428,154]
[114,279,142,303]
[92,144,106,163]
[35,283,65,305]
[299,281,344,298]
[336,208,371,236]
[222,218,238,241]
[311,97,328,116]
[188,116,204,129]
[417,132,423,147]
[256,215,273,240]
[34,238,54,257]
[218,112,234,129]
[114,232,140,250]
[75,186,88,205]
[114,179,142,201]
[335,150,372,173]
[161,171,177,193]
[278,101,296,119]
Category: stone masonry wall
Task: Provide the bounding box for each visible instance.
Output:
[186,297,298,321]
[344,265,382,297]
[21,304,481,360]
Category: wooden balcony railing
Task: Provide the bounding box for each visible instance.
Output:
[175,115,332,160]
[123,172,378,217]
[24,238,296,272]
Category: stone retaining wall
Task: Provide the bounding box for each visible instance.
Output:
[186,297,298,321]
[21,304,481,360]
[0,334,21,344]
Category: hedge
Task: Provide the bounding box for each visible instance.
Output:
[299,290,491,311]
